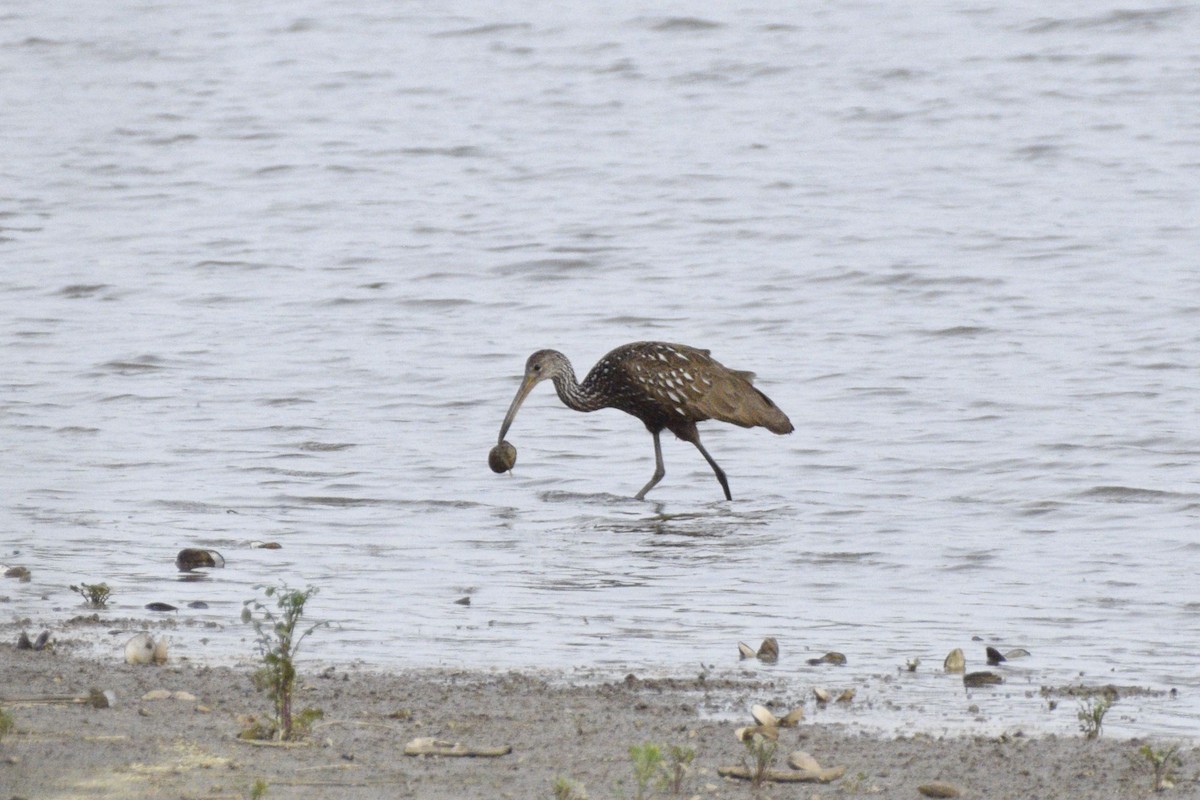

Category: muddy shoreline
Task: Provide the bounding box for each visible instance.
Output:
[1,627,1195,800]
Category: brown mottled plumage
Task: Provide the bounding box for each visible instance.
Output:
[497,342,793,500]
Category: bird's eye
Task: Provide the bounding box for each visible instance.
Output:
[533,364,541,372]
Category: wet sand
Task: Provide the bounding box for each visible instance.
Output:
[1,631,1194,800]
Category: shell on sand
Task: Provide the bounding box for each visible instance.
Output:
[734,724,778,742]
[756,637,779,663]
[153,636,169,664]
[750,704,778,727]
[779,707,805,727]
[125,633,156,665]
[176,548,225,572]
[788,750,822,772]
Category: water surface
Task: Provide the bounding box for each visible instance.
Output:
[2,2,1198,738]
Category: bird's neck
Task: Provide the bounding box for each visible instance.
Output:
[552,367,607,413]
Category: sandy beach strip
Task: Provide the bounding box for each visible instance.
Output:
[1,637,1194,800]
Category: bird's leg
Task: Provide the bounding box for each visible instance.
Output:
[691,438,732,501]
[635,430,666,501]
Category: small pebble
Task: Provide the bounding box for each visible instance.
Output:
[918,781,963,798]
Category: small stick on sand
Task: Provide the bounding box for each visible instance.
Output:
[717,765,846,783]
[403,737,512,757]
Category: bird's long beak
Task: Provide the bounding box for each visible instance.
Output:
[498,373,538,443]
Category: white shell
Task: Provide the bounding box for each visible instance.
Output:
[737,642,755,660]
[153,636,169,664]
[750,704,778,728]
[813,687,830,703]
[734,725,778,742]
[788,750,821,772]
[124,633,156,665]
[944,648,966,673]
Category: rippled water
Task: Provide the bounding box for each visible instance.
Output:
[2,3,1198,737]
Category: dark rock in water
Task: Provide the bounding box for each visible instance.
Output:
[986,646,1006,665]
[175,548,225,571]
[4,565,31,581]
[33,630,50,650]
[963,671,1004,688]
[488,440,517,473]
[806,651,847,666]
[16,631,32,650]
[454,596,471,606]
[145,602,178,612]
[757,637,779,663]
[187,600,209,609]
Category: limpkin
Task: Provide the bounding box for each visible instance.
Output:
[496,341,793,500]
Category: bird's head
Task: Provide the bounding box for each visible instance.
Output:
[498,349,569,442]
[523,349,571,383]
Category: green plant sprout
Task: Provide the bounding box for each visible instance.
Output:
[241,583,327,741]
